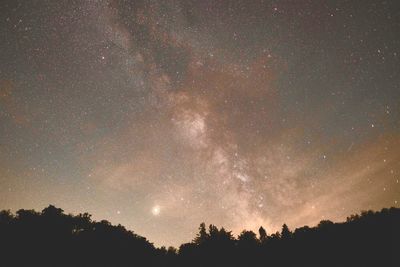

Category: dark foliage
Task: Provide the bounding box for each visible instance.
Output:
[0,206,398,267]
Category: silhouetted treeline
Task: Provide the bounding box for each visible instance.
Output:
[0,205,398,267]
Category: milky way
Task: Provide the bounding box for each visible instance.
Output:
[1,0,399,247]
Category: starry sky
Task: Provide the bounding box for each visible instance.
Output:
[1,0,399,247]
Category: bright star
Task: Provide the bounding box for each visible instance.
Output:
[152,205,161,216]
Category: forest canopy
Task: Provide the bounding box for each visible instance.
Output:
[0,206,398,267]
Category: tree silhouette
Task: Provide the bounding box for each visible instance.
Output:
[0,205,398,267]
[281,223,292,239]
[238,230,258,246]
[193,222,209,244]
[258,226,267,243]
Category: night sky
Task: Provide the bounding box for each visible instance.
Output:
[1,0,399,247]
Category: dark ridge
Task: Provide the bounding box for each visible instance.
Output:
[0,205,398,267]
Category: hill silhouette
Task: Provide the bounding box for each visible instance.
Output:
[0,205,398,267]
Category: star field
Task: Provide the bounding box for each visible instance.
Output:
[0,0,399,247]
